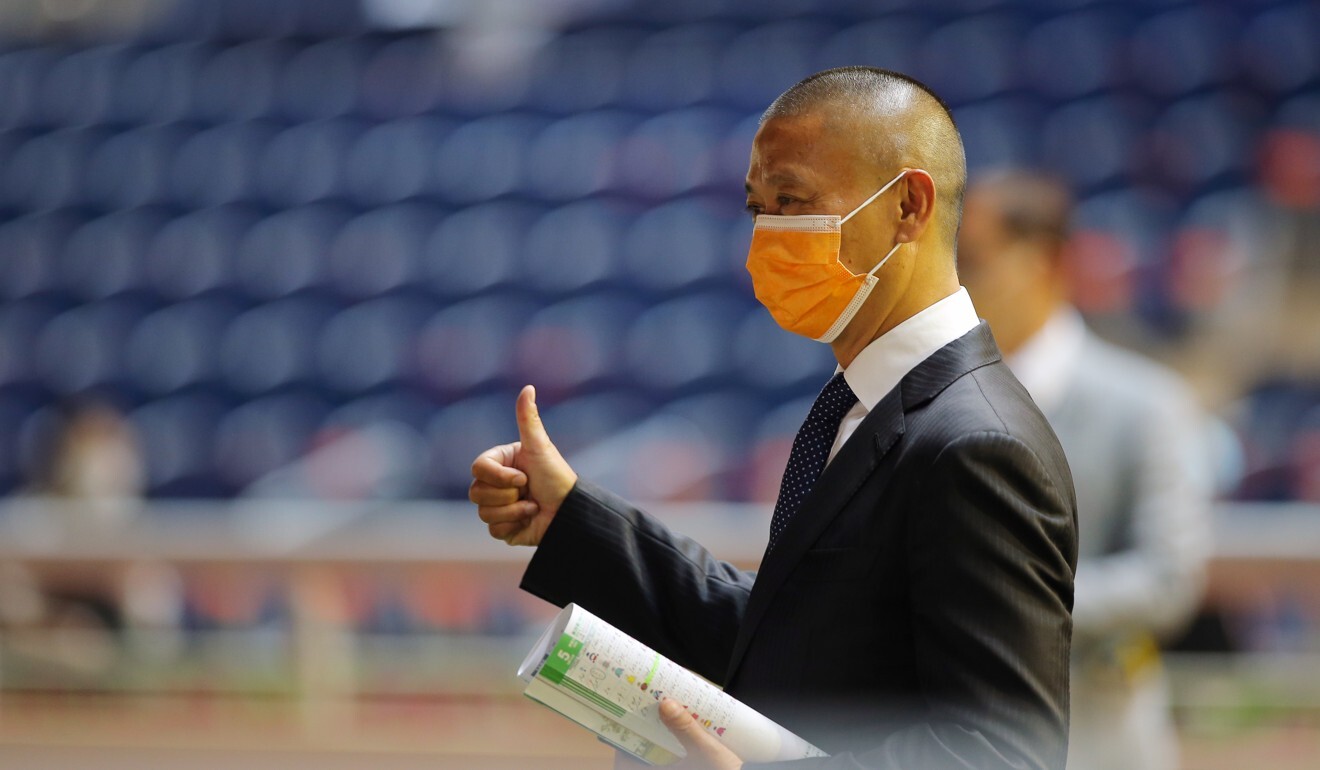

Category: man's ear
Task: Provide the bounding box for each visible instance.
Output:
[895,168,936,244]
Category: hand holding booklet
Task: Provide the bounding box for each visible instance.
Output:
[519,603,828,765]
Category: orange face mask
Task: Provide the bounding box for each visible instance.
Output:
[746,170,908,343]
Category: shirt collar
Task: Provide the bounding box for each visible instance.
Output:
[1005,305,1087,415]
[840,287,981,410]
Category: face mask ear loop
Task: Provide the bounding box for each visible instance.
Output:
[839,170,907,225]
[866,242,904,278]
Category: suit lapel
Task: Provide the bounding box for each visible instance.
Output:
[722,323,1003,686]
[723,389,904,684]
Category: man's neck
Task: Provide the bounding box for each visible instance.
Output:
[831,271,961,368]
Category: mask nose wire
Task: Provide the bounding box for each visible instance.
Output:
[839,170,908,225]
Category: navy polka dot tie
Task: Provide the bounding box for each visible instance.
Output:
[768,372,859,551]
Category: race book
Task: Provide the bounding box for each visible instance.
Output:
[518,603,828,765]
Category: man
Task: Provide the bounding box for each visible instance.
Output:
[959,170,1212,770]
[471,68,1077,769]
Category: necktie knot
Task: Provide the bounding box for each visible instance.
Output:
[768,373,859,550]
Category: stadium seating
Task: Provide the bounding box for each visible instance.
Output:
[0,0,1317,500]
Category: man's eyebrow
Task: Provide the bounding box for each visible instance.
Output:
[745,172,810,193]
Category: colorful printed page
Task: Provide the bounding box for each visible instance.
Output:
[518,603,828,765]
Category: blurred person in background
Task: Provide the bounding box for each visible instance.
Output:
[959,169,1214,770]
[472,68,1077,770]
[2,399,183,673]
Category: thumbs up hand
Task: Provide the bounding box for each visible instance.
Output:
[469,385,578,547]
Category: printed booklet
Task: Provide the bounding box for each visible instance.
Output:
[518,603,828,765]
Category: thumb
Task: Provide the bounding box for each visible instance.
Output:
[516,384,552,451]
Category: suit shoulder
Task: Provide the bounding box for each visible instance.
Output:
[1074,334,1198,413]
[911,360,1063,461]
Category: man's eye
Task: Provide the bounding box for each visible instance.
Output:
[745,203,762,217]
[776,196,796,207]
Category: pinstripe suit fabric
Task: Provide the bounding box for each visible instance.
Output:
[522,323,1078,769]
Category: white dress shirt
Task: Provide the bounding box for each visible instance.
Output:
[828,287,980,463]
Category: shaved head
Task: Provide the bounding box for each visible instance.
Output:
[762,67,967,249]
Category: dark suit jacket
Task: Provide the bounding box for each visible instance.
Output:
[521,323,1078,769]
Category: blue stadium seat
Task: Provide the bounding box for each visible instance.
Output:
[621,23,736,111]
[0,48,59,129]
[324,390,436,435]
[275,39,363,121]
[343,117,453,206]
[522,27,643,113]
[955,95,1049,171]
[315,296,434,395]
[524,110,639,202]
[564,403,725,502]
[171,121,276,207]
[191,40,291,122]
[423,201,541,298]
[37,44,127,128]
[1040,95,1151,190]
[1072,187,1177,264]
[0,299,63,389]
[917,12,1026,105]
[35,300,152,395]
[213,392,331,492]
[82,125,187,210]
[130,393,233,496]
[610,107,741,199]
[1275,93,1320,133]
[327,204,437,300]
[514,292,643,399]
[234,204,347,299]
[1022,10,1129,100]
[621,197,736,294]
[126,298,238,395]
[219,298,340,395]
[0,395,36,491]
[58,210,163,300]
[539,388,654,458]
[0,214,68,300]
[521,200,626,296]
[663,387,766,457]
[110,42,210,125]
[415,295,539,399]
[1147,93,1265,188]
[425,391,520,497]
[358,37,450,119]
[1240,3,1320,95]
[258,118,360,206]
[732,307,838,394]
[2,129,100,211]
[1128,5,1234,97]
[146,205,256,300]
[716,21,836,111]
[431,113,548,203]
[706,112,760,196]
[814,15,932,76]
[624,290,754,394]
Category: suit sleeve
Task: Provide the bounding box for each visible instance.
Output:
[519,479,755,684]
[747,430,1077,770]
[1071,386,1211,639]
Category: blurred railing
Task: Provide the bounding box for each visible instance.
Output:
[1,498,1319,723]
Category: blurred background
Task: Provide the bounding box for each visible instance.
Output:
[0,0,1317,767]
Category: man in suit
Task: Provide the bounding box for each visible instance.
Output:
[470,67,1078,769]
[959,170,1212,770]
